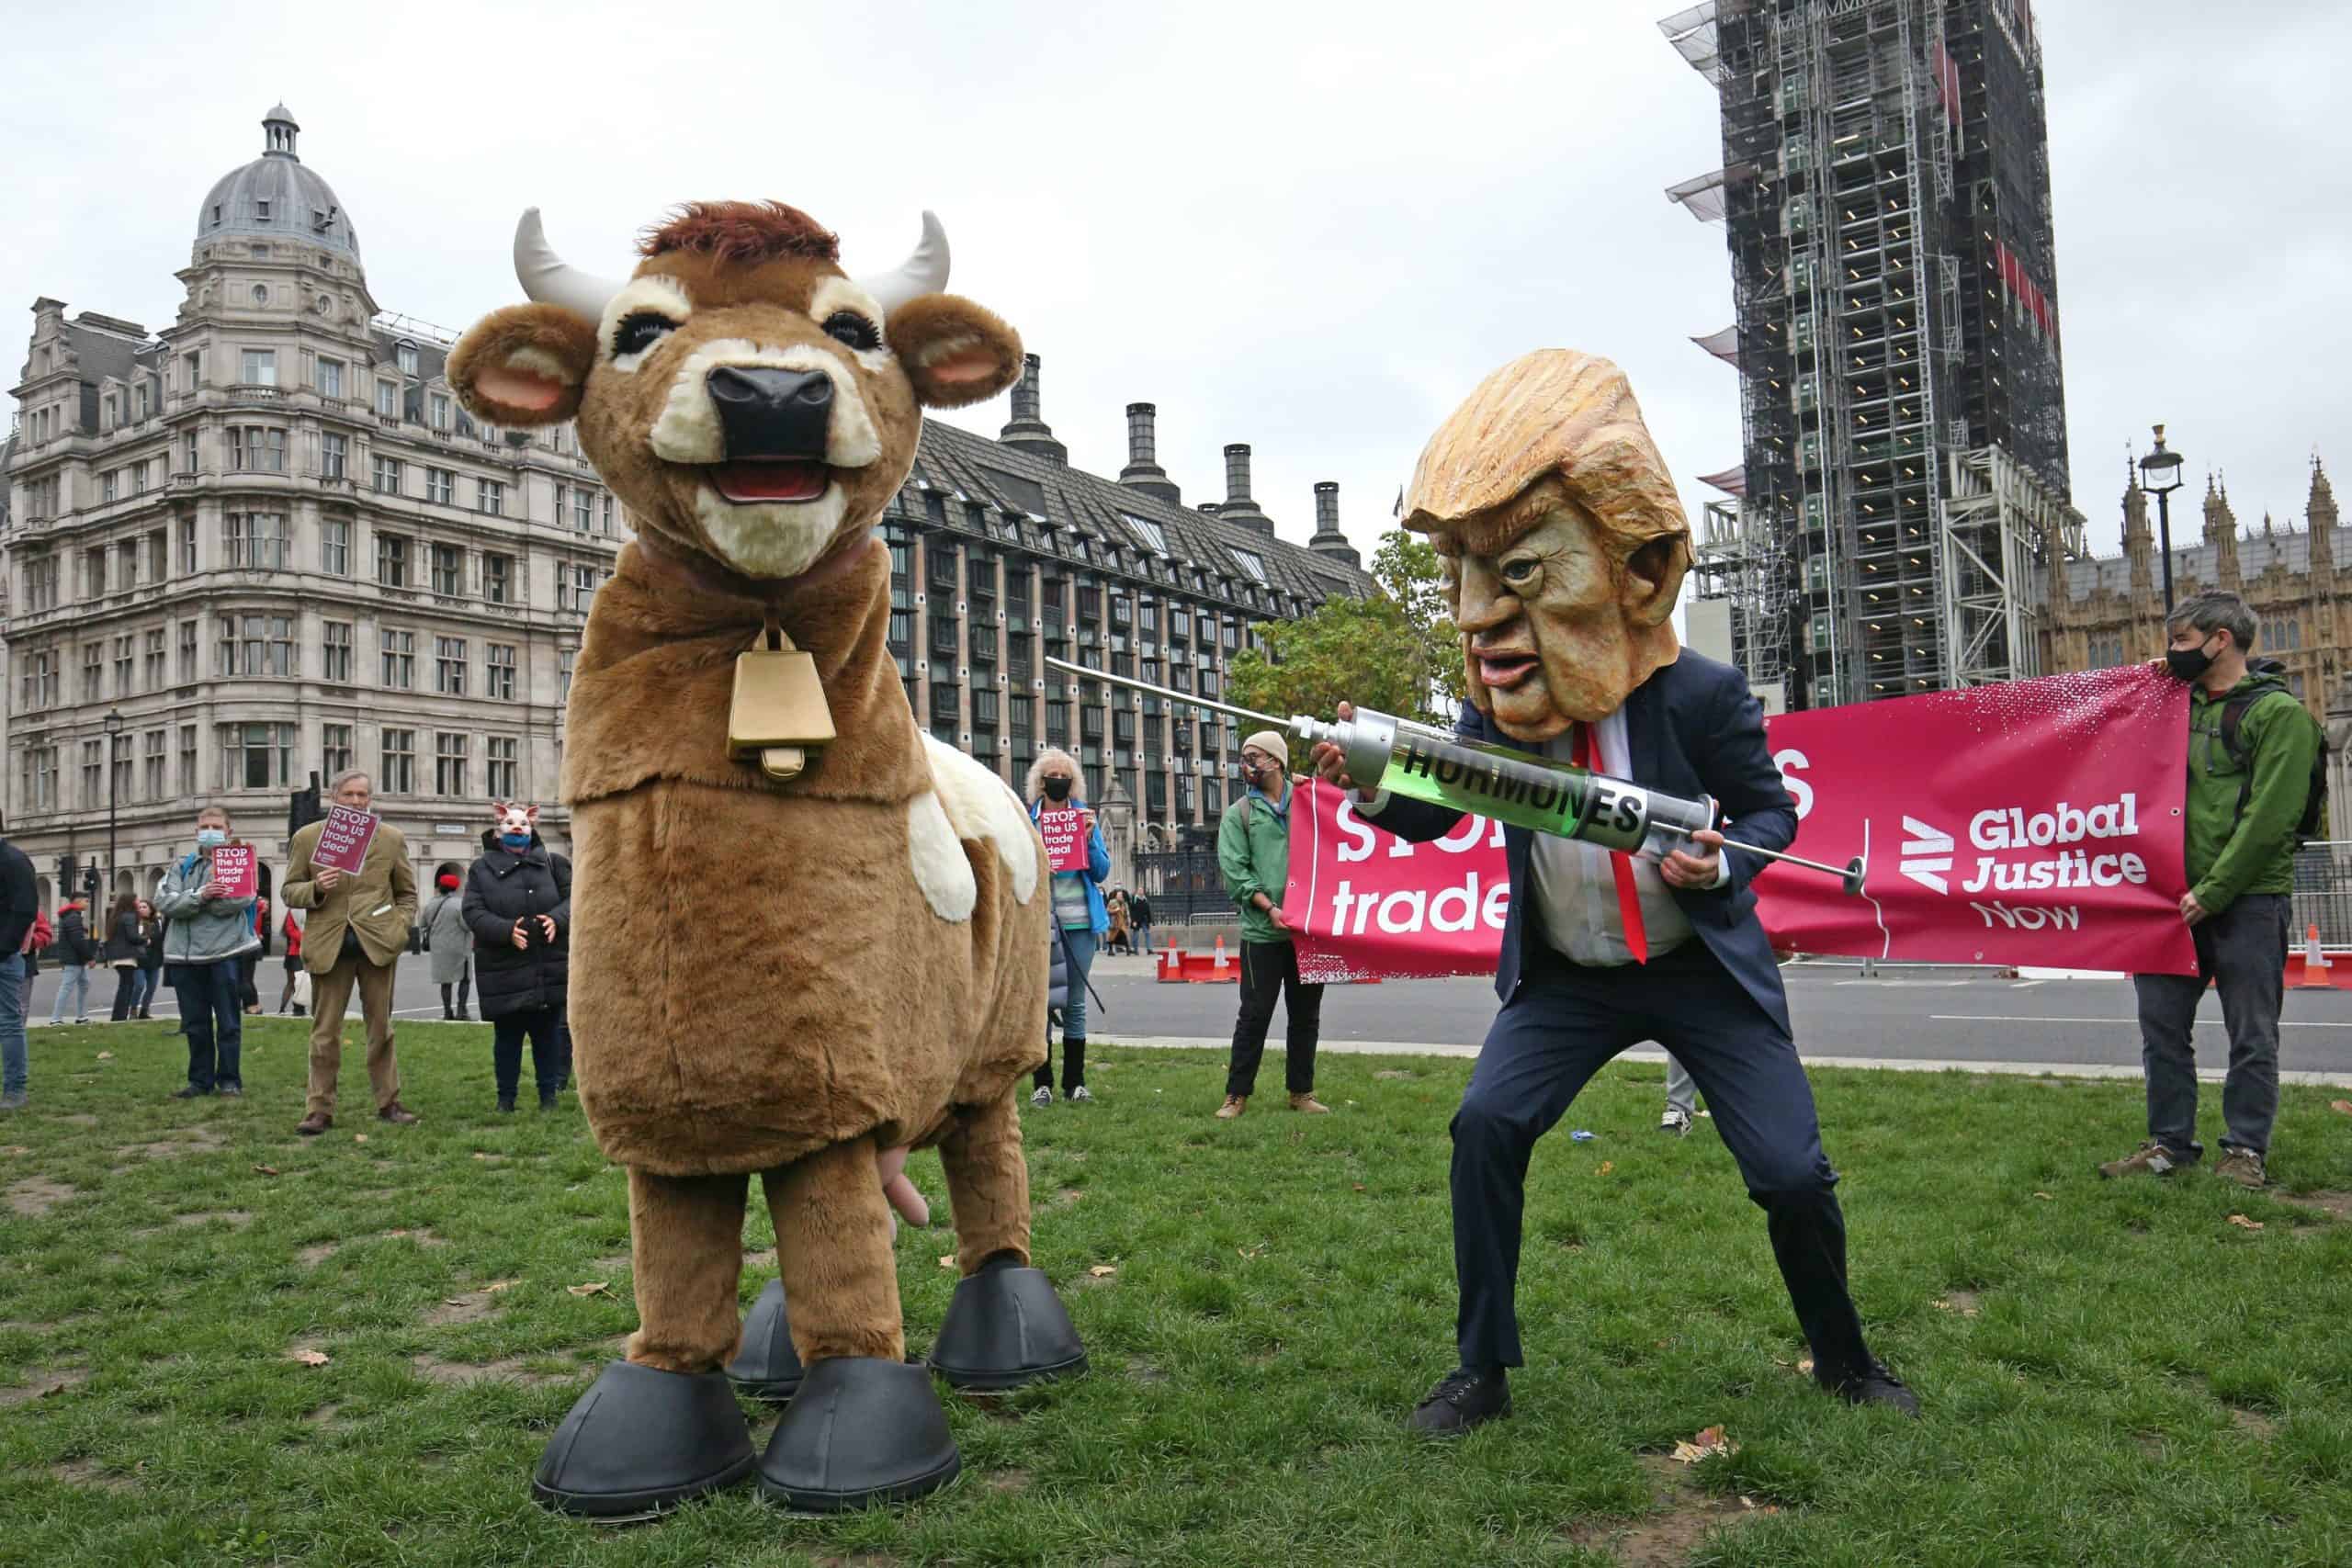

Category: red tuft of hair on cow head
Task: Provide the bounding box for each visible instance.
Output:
[639,201,841,266]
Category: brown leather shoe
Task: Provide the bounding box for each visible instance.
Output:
[1216,1095,1247,1120]
[378,1101,420,1125]
[1289,1093,1332,1114]
[295,1111,332,1136]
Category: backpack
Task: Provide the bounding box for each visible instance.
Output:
[2218,665,2329,844]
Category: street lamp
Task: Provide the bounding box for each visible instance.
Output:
[2139,423,2187,611]
[104,706,125,905]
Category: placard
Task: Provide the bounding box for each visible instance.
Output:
[1036,807,1089,872]
[311,805,380,876]
[209,843,258,900]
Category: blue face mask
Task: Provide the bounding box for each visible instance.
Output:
[196,828,226,850]
[500,832,531,850]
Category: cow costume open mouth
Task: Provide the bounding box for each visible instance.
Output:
[707,459,834,504]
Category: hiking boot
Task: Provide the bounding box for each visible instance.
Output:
[497,1095,517,1114]
[1660,1108,1693,1137]
[296,1111,332,1136]
[1030,1086,1055,1109]
[1408,1366,1511,1436]
[1289,1093,1331,1114]
[1817,1358,1921,1417]
[1067,1085,1094,1104]
[2214,1148,2267,1190]
[1216,1095,1247,1120]
[2098,1140,2190,1179]
[218,1086,243,1099]
[379,1102,420,1125]
[171,1086,211,1100]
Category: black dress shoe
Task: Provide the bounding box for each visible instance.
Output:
[1817,1358,1920,1417]
[726,1279,804,1403]
[532,1361,757,1519]
[927,1255,1088,1391]
[1407,1366,1512,1436]
[170,1086,211,1100]
[758,1356,959,1511]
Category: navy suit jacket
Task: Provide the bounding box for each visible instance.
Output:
[1370,650,1799,1036]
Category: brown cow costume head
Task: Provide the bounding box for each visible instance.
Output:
[1401,350,1693,739]
[447,203,1021,580]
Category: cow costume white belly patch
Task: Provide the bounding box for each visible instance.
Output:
[908,735,1044,921]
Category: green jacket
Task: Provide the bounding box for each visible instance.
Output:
[1217,784,1295,945]
[2184,670,2320,914]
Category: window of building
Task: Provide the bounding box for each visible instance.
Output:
[142,729,166,800]
[180,430,198,475]
[114,635,133,694]
[376,379,399,417]
[321,431,348,479]
[487,643,516,700]
[435,636,468,695]
[567,563,599,611]
[974,689,1001,725]
[23,555,57,611]
[181,351,201,391]
[426,467,455,505]
[223,512,289,569]
[602,494,616,534]
[377,534,409,587]
[322,723,353,780]
[114,539,138,592]
[317,356,344,398]
[431,543,462,596]
[143,628,166,688]
[486,736,518,799]
[379,728,415,794]
[102,469,119,503]
[430,392,450,430]
[574,488,594,531]
[81,643,103,702]
[322,514,349,574]
[146,529,167,582]
[81,740,101,807]
[397,343,419,377]
[478,479,505,516]
[559,649,574,702]
[555,483,568,524]
[1230,549,1266,584]
[231,426,288,471]
[484,552,513,604]
[82,549,105,600]
[434,732,468,795]
[240,348,277,387]
[1122,513,1168,553]
[322,621,353,682]
[178,517,197,574]
[254,199,270,222]
[372,455,402,494]
[176,620,197,682]
[221,722,294,790]
[380,627,415,688]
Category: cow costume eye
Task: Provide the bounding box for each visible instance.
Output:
[820,310,881,353]
[611,310,677,362]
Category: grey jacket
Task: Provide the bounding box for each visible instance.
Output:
[422,890,471,984]
[155,850,261,966]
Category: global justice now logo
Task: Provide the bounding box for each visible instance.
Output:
[1895,795,2152,929]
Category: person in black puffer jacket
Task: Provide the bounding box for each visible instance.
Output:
[462,804,571,1111]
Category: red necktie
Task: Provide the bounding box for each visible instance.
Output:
[1570,721,1647,964]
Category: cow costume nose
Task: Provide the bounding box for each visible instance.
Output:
[707,366,834,459]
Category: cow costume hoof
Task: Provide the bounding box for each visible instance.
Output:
[725,1280,805,1403]
[756,1357,960,1512]
[927,1256,1089,1391]
[531,1361,757,1520]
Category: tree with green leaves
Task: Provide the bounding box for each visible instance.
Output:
[1227,529,1465,727]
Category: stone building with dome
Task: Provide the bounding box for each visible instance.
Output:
[4,107,1370,912]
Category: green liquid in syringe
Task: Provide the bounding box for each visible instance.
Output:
[1379,732,1605,841]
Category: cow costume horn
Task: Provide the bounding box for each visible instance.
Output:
[855,210,950,313]
[512,208,625,321]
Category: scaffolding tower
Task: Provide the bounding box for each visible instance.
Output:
[1660,0,2082,708]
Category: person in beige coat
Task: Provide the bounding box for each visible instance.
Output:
[283,771,419,1134]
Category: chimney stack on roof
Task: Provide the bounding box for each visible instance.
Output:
[997,351,1068,465]
[1117,400,1181,505]
[1307,479,1362,570]
[1217,442,1276,538]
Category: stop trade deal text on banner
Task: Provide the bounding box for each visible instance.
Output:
[1283,664,2195,981]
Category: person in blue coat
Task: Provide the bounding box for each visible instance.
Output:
[1024,748,1109,1106]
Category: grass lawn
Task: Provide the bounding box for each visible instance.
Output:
[4,1020,2352,1566]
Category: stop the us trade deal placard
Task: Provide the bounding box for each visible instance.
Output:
[310,806,379,876]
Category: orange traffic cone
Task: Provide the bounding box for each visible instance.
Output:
[1212,934,1230,975]
[2296,924,2333,989]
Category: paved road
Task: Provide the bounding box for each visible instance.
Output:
[23,954,2352,1081]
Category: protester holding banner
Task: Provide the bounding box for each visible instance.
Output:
[1313,349,1913,1435]
[285,771,419,1134]
[2103,592,2324,1191]
[1216,732,1329,1119]
[1026,747,1108,1106]
[155,805,261,1098]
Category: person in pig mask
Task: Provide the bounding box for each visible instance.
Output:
[1310,350,1916,1433]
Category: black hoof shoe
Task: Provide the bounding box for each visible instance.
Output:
[758,1357,960,1511]
[532,1361,756,1520]
[726,1280,804,1403]
[927,1260,1089,1391]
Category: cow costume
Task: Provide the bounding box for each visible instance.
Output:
[449,201,1082,1517]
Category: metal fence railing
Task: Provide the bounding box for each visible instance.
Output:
[2290,842,2352,947]
[1132,849,1230,926]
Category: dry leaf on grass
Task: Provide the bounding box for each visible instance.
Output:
[1798,1357,1815,1375]
[567,1280,613,1298]
[2332,1100,2352,1116]
[253,1165,280,1177]
[1932,1296,1981,1317]
[1089,1264,1117,1278]
[484,1280,522,1295]
[2032,1191,2053,1201]
[2,1146,29,1157]
[1598,1161,1614,1176]
[352,1134,368,1145]
[1670,1425,1736,1463]
[95,1052,113,1061]
[2226,1213,2265,1232]
[290,1349,330,1367]
[937,1254,957,1270]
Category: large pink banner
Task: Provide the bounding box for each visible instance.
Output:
[1284,665,2196,981]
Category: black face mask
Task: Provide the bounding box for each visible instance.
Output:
[1042,777,1072,803]
[2165,636,2221,683]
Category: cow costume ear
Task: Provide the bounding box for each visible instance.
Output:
[886,296,1023,409]
[448,303,597,427]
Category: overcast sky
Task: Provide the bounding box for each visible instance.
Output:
[7,1,2347,570]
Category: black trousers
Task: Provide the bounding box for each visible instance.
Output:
[1226,939,1324,1098]
[492,1007,562,1100]
[1451,940,1870,1376]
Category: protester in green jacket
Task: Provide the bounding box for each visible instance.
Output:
[1213,731,1329,1119]
[2104,592,2322,1191]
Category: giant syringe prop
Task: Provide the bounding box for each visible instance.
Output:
[1047,659,1865,895]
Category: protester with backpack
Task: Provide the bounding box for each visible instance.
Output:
[2103,592,2324,1190]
